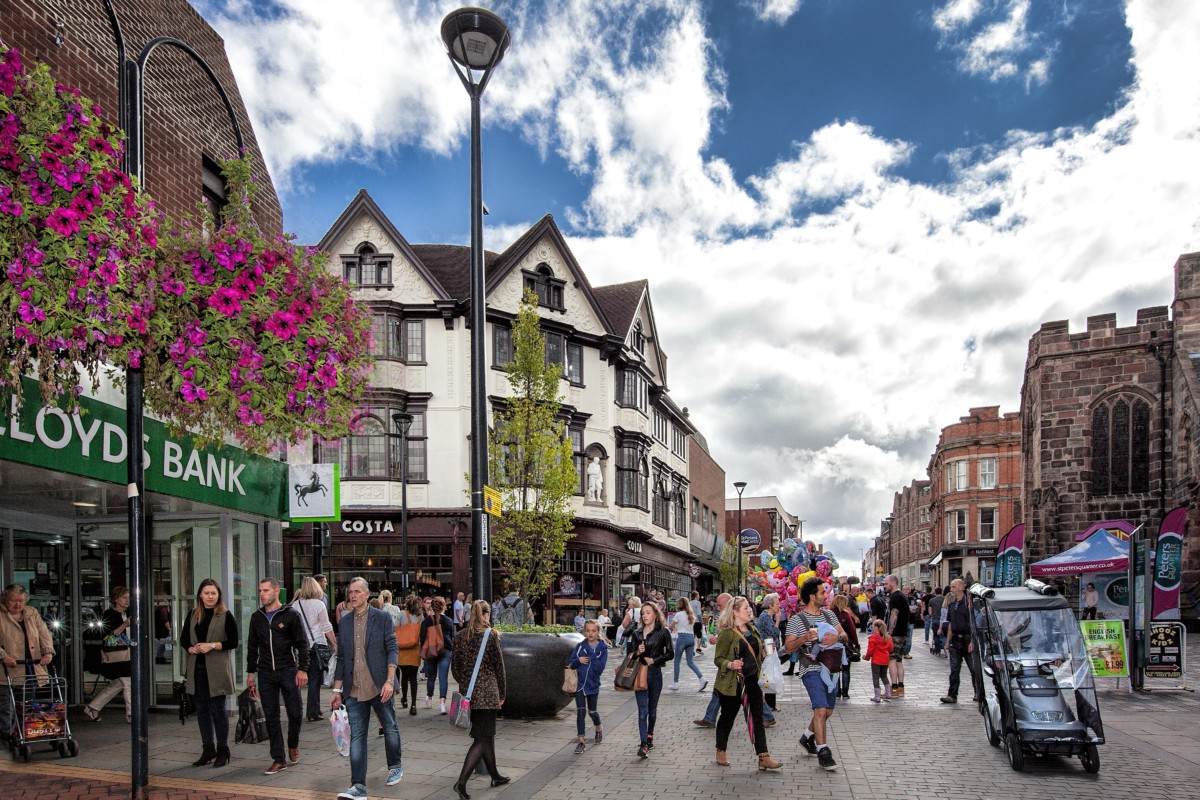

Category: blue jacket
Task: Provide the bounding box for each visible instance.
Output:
[568,638,608,696]
[334,606,398,697]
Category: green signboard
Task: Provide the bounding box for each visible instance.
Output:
[0,378,286,518]
[1080,619,1129,678]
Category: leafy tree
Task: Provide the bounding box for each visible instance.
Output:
[487,291,577,615]
[718,545,750,594]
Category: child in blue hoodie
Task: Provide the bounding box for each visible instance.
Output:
[569,619,609,754]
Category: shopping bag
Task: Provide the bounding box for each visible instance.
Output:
[632,664,648,691]
[234,687,269,744]
[449,691,471,729]
[759,650,785,694]
[323,652,337,687]
[613,651,639,691]
[330,708,350,757]
[562,666,578,694]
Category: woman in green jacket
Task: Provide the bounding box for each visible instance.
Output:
[712,596,781,771]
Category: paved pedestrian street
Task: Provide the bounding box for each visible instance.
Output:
[4,636,1198,800]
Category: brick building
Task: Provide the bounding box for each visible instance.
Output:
[686,428,727,596]
[885,479,931,589]
[928,406,1021,588]
[1022,252,1200,617]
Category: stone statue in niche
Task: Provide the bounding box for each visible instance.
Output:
[586,456,604,502]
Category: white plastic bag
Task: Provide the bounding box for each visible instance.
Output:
[323,653,337,687]
[759,650,785,695]
[330,707,350,757]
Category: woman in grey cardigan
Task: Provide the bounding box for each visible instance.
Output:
[181,578,239,767]
[450,600,508,800]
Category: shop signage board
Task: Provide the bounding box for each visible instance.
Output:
[289,463,340,522]
[738,528,761,553]
[0,376,286,518]
[1080,619,1129,678]
[1146,622,1186,686]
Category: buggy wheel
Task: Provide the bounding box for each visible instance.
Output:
[19,744,32,762]
[67,739,78,757]
[983,709,1001,747]
[1005,733,1024,771]
[58,741,69,758]
[1081,744,1099,774]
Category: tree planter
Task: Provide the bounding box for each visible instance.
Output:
[497,630,583,718]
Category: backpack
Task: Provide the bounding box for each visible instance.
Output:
[495,596,522,626]
[420,619,445,660]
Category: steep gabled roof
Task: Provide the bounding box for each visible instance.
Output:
[315,190,453,301]
[486,214,614,333]
[407,245,502,302]
[592,280,647,340]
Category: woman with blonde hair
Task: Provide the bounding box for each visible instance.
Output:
[626,601,673,759]
[292,575,336,721]
[451,600,509,798]
[668,597,705,691]
[616,595,641,646]
[713,596,780,771]
[84,585,133,723]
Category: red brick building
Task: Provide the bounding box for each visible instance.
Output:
[928,406,1021,587]
[886,479,931,589]
[686,429,726,595]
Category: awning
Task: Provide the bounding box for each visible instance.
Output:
[1030,528,1150,576]
[928,552,944,567]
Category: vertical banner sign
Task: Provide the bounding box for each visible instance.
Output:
[1153,506,1187,620]
[1080,620,1130,678]
[288,463,340,522]
[994,523,1025,587]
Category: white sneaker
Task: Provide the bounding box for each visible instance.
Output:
[698,679,708,693]
[668,683,679,691]
[439,701,447,715]
[425,697,432,709]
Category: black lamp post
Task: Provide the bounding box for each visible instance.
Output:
[441,7,511,603]
[393,412,413,594]
[734,481,747,597]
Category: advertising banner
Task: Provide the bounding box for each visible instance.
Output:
[993,523,1025,587]
[1080,572,1129,620]
[1153,506,1187,620]
[1080,619,1129,678]
[1146,622,1186,683]
[288,463,340,522]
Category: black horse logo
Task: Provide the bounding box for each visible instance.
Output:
[294,471,327,507]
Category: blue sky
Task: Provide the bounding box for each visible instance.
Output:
[194,0,1200,573]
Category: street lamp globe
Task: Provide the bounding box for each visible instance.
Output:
[441,7,511,70]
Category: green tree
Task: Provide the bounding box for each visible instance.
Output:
[718,545,750,594]
[487,291,577,614]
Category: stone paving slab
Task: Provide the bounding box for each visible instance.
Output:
[4,630,1198,799]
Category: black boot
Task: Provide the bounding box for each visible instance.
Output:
[192,746,216,767]
[213,746,230,767]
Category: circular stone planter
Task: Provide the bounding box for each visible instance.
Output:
[498,631,584,718]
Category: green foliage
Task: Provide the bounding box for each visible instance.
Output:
[487,291,577,608]
[718,545,750,592]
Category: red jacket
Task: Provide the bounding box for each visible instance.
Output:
[865,632,892,666]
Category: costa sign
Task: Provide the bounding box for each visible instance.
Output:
[336,519,395,534]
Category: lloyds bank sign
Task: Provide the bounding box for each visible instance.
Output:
[0,377,287,518]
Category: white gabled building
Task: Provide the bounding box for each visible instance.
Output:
[285,192,718,620]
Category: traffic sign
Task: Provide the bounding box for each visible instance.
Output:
[483,485,503,516]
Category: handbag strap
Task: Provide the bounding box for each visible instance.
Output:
[464,628,491,700]
[732,628,761,670]
[293,599,317,645]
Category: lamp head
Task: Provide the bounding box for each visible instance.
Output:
[441,7,511,70]
[733,481,747,496]
[392,411,413,435]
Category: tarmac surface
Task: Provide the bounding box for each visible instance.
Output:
[4,628,1198,799]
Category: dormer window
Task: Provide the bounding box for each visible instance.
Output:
[523,263,565,310]
[343,243,393,288]
[632,320,646,354]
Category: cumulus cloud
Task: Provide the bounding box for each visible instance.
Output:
[198,0,1200,569]
[745,0,805,25]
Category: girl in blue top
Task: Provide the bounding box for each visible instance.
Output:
[569,619,609,754]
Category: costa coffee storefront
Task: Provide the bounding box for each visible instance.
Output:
[283,510,473,603]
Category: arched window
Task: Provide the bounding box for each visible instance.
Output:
[522,262,565,310]
[342,242,392,287]
[1091,394,1151,496]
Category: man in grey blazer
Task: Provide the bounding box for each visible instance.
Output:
[331,577,402,799]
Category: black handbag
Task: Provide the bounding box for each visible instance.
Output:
[848,643,861,663]
[311,642,332,671]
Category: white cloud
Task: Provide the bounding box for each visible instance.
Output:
[198,0,1200,563]
[746,0,804,25]
[933,0,1053,87]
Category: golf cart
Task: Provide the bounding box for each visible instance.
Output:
[969,579,1104,773]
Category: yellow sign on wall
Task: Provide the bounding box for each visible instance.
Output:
[483,485,503,516]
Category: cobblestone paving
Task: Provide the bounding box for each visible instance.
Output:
[3,632,1198,799]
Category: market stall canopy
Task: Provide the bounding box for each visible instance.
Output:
[1073,518,1135,542]
[1030,529,1145,576]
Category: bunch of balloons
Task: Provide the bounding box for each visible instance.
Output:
[747,538,841,615]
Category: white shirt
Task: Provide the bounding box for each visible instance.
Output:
[453,599,465,624]
[671,610,691,633]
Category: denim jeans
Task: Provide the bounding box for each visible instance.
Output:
[634,666,663,744]
[257,667,303,765]
[304,650,324,718]
[931,626,946,654]
[425,650,451,700]
[672,634,703,683]
[575,691,600,736]
[345,694,401,787]
[702,687,721,724]
[904,624,914,655]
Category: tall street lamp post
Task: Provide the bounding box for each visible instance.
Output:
[442,7,511,602]
[393,412,414,594]
[734,481,747,597]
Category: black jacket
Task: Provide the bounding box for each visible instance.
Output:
[626,625,674,669]
[246,605,309,673]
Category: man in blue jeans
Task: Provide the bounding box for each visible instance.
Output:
[331,577,403,799]
[783,577,846,772]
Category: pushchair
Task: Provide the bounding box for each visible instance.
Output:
[6,659,79,761]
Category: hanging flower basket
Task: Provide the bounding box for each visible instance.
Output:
[0,45,158,408]
[147,157,372,454]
